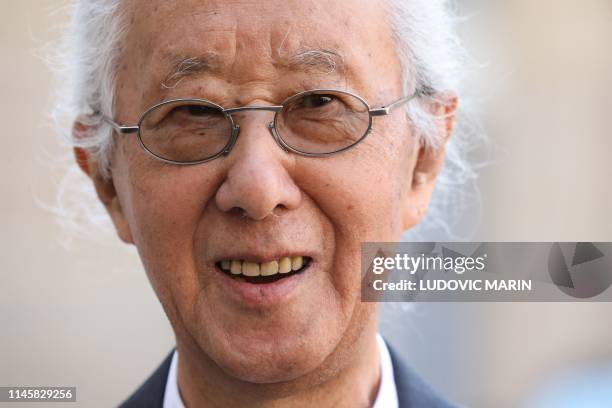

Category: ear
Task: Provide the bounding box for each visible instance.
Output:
[73,120,134,244]
[402,93,458,230]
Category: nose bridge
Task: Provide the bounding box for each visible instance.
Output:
[224,105,287,155]
[215,106,301,220]
[230,107,279,152]
[224,105,283,116]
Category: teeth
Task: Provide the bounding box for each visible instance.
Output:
[230,260,242,275]
[291,256,303,271]
[260,260,279,276]
[279,257,292,274]
[219,256,307,277]
[242,261,260,277]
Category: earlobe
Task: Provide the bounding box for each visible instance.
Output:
[100,180,134,245]
[72,122,134,244]
[401,164,438,230]
[91,167,134,244]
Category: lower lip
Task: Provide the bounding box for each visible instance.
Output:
[215,265,309,307]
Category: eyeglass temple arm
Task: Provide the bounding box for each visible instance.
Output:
[369,94,418,117]
[99,115,139,134]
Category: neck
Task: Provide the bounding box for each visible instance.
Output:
[176,322,381,407]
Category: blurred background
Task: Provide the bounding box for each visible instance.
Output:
[1,0,611,407]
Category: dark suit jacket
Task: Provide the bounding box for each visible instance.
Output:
[120,344,456,408]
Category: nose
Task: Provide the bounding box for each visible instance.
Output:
[214,112,302,220]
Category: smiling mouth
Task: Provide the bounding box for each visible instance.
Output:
[216,256,312,284]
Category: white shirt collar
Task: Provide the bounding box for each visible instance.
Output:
[163,333,398,408]
[374,333,400,408]
[163,348,183,408]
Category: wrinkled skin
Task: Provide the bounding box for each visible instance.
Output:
[75,0,456,406]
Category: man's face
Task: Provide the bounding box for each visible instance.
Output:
[101,0,436,384]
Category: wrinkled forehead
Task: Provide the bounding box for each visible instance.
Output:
[118,0,401,102]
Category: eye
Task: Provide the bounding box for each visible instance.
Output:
[173,104,219,117]
[299,94,335,108]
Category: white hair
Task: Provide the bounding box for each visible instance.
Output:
[49,0,483,244]
[384,0,485,240]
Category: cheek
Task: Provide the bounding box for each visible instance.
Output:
[290,130,415,308]
[300,129,414,244]
[128,171,209,246]
[115,152,219,306]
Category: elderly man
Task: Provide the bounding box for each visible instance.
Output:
[64,0,460,406]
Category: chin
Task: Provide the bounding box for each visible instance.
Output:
[204,326,339,384]
[186,295,347,385]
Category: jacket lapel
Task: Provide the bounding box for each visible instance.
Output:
[119,350,174,408]
[386,341,456,408]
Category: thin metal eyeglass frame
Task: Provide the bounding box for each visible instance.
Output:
[99,88,418,165]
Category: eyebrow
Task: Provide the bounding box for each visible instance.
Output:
[160,48,344,90]
[161,53,221,89]
[288,49,344,74]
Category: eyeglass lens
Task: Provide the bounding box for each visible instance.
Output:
[138,90,371,162]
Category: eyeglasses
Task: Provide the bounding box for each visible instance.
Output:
[100,89,417,165]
